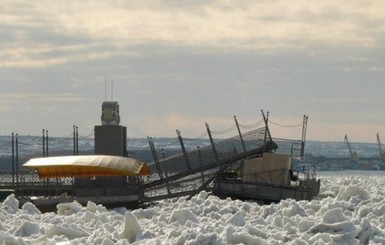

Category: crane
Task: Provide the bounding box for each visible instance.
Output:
[377,133,384,160]
[344,134,359,162]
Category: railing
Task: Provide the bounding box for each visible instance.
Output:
[271,138,304,158]
[143,126,281,201]
[0,170,74,187]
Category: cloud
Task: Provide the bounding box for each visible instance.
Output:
[0,0,383,94]
[126,113,262,138]
[2,0,385,68]
[0,92,84,115]
[1,1,385,142]
[0,92,82,102]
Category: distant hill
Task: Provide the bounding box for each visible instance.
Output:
[0,136,381,158]
[0,136,383,171]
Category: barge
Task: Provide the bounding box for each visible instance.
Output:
[213,152,320,203]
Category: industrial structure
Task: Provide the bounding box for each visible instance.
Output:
[72,100,141,208]
[344,134,359,163]
[378,133,384,161]
[0,100,320,211]
[142,113,320,203]
[0,101,150,210]
[310,134,385,171]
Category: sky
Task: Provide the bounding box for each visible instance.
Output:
[1,0,385,143]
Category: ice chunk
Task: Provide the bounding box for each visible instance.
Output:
[190,190,208,204]
[226,211,245,227]
[86,201,97,213]
[337,185,370,201]
[282,202,306,217]
[57,201,83,215]
[307,221,356,244]
[133,208,158,220]
[2,194,19,213]
[101,237,115,245]
[14,220,40,237]
[356,218,383,244]
[307,233,334,244]
[246,225,268,239]
[322,208,346,224]
[185,233,220,245]
[46,225,90,239]
[29,235,51,245]
[84,211,99,223]
[298,219,317,232]
[169,209,198,225]
[119,211,142,242]
[0,233,18,244]
[226,226,268,245]
[22,202,41,215]
[272,215,283,228]
[285,222,297,235]
[287,238,309,245]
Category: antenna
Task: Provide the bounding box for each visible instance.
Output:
[111,80,114,101]
[103,77,116,101]
[104,76,107,101]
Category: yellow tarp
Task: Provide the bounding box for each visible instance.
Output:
[23,155,151,178]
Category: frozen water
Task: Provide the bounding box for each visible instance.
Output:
[1,171,385,244]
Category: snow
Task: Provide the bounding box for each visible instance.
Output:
[2,171,385,244]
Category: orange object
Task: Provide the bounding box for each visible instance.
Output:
[23,155,151,178]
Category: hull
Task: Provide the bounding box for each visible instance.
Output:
[213,178,320,202]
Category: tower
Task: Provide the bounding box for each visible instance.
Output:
[94,101,127,156]
[74,100,139,206]
[100,101,120,126]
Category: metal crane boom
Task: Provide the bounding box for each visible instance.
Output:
[377,133,384,160]
[344,134,358,162]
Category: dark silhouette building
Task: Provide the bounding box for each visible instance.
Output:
[94,101,127,156]
[75,101,137,203]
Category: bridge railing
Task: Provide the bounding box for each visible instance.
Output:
[272,138,304,158]
[143,126,279,201]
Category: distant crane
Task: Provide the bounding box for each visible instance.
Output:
[377,133,385,160]
[344,134,359,162]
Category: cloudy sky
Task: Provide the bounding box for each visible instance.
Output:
[1,0,385,143]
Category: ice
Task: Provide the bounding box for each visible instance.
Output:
[337,185,370,201]
[57,201,83,215]
[322,207,346,224]
[46,225,90,239]
[1,171,385,244]
[119,211,142,242]
[21,202,41,215]
[14,220,40,237]
[225,210,245,227]
[169,209,198,225]
[2,194,19,213]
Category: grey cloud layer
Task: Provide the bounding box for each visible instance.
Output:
[0,0,384,141]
